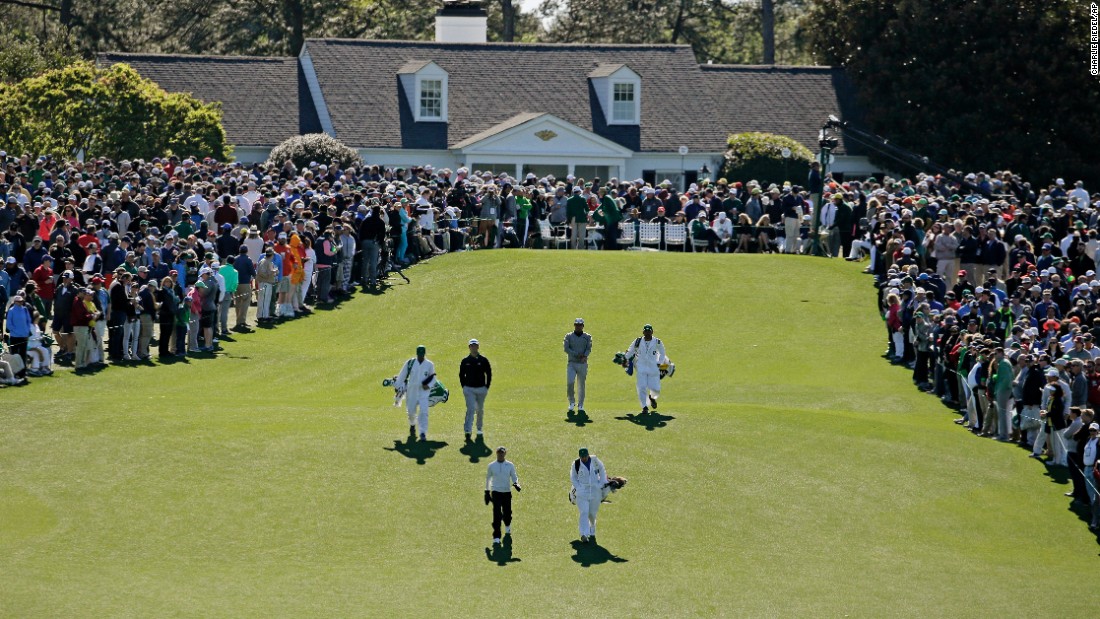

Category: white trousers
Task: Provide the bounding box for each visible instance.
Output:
[407,388,430,435]
[123,319,140,359]
[636,371,661,408]
[783,218,800,253]
[257,283,275,319]
[1033,422,1067,465]
[577,494,601,537]
[91,321,106,363]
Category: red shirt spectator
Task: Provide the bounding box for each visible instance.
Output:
[32,262,55,301]
[71,294,93,328]
[78,231,99,249]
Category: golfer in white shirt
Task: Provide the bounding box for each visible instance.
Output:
[485,446,521,544]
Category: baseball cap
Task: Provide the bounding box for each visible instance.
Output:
[496,446,507,453]
[574,318,584,325]
[1046,369,1060,378]
[578,448,589,457]
[468,338,479,346]
[643,324,653,330]
[1090,423,1099,431]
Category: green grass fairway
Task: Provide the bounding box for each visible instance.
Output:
[2,251,1096,616]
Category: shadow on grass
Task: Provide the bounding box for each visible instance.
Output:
[615,411,675,431]
[566,409,593,427]
[72,363,109,376]
[384,436,448,465]
[486,534,520,566]
[460,435,493,463]
[569,540,627,567]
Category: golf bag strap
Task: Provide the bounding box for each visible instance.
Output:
[403,358,414,388]
[574,458,580,473]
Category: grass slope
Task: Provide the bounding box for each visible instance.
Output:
[1,251,1096,617]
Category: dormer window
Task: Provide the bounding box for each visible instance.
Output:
[612,82,636,123]
[419,79,443,119]
[398,60,449,122]
[589,64,640,126]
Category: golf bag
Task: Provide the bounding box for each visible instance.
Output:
[382,359,450,408]
[613,345,675,379]
[569,478,629,505]
[568,456,629,504]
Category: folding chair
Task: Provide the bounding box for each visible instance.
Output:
[665,223,687,251]
[638,222,661,248]
[619,221,638,248]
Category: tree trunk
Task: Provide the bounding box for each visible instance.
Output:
[670,0,687,43]
[761,0,775,64]
[287,0,305,56]
[60,0,73,28]
[501,0,515,42]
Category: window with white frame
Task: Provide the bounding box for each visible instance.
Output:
[612,82,637,123]
[419,79,443,120]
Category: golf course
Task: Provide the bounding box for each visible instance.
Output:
[2,251,1096,617]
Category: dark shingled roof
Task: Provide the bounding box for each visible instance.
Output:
[301,39,726,153]
[701,65,865,156]
[96,53,322,147]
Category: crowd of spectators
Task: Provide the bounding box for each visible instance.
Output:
[0,152,833,385]
[868,171,1100,532]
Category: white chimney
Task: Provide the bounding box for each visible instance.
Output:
[435,0,488,44]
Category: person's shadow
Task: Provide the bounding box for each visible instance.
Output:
[383,436,448,465]
[615,411,675,431]
[566,409,593,427]
[460,435,493,463]
[485,534,521,566]
[569,540,627,567]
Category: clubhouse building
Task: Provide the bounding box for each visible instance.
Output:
[99,2,876,186]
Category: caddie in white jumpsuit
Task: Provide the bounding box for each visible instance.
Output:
[570,447,607,543]
[624,324,667,414]
[396,344,437,441]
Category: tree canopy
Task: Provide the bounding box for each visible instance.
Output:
[0,62,229,161]
[808,0,1100,186]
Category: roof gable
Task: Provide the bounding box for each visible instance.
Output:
[451,113,634,157]
[300,39,724,153]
